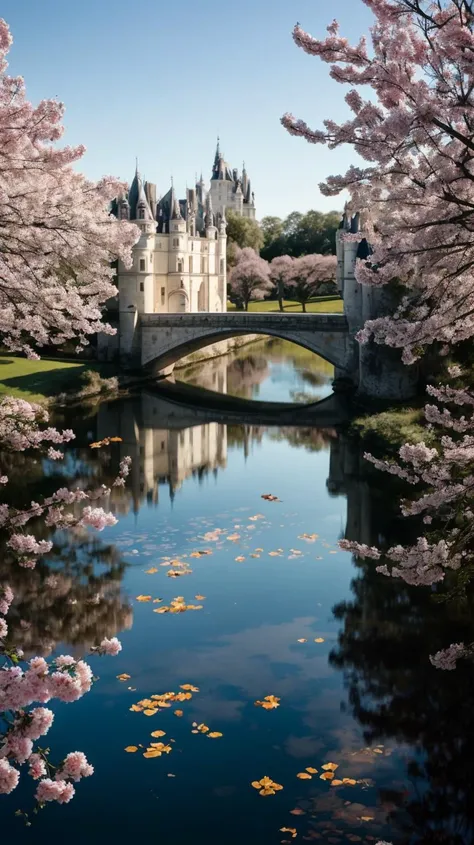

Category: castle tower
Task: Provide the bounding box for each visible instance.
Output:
[218,207,227,312]
[118,166,156,361]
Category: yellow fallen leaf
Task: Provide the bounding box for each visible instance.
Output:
[145,567,158,574]
[116,673,131,681]
[289,808,306,816]
[174,709,183,717]
[259,787,275,795]
[235,556,246,562]
[227,533,241,542]
[124,746,138,753]
[305,767,318,774]
[143,709,157,716]
[136,595,152,602]
[342,778,357,786]
[297,639,307,643]
[360,816,374,821]
[297,772,312,779]
[322,762,339,771]
[255,695,280,710]
[208,732,223,738]
[129,704,142,712]
[314,638,325,643]
[320,772,334,781]
[280,829,297,839]
[330,779,344,786]
[143,749,162,758]
[152,598,163,603]
[194,595,206,601]
[180,684,199,692]
[150,731,166,738]
[251,780,262,789]
[373,748,383,754]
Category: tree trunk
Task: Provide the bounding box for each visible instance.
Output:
[245,300,249,311]
[278,279,284,312]
[302,301,307,313]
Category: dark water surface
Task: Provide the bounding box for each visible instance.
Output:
[3,338,474,845]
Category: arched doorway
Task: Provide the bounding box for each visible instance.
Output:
[168,289,188,313]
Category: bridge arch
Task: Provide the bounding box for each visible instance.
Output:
[139,313,351,375]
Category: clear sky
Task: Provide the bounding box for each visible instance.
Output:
[1,0,374,220]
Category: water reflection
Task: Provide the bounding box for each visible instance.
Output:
[3,342,474,844]
[178,337,334,403]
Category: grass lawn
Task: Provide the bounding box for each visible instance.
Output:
[0,357,116,403]
[226,297,344,314]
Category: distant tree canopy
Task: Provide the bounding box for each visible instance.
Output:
[226,210,264,267]
[260,209,341,261]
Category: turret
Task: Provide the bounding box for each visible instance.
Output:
[136,181,156,234]
[169,185,186,234]
[218,208,227,312]
[205,192,217,239]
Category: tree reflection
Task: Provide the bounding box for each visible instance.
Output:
[331,458,474,844]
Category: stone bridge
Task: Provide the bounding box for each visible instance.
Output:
[138,312,352,376]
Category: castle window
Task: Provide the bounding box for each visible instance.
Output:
[177,259,184,273]
[220,258,224,275]
[139,282,144,292]
[173,238,179,248]
[189,256,193,273]
[139,259,146,271]
[191,241,194,251]
[161,287,165,304]
[138,208,145,219]
[201,257,206,274]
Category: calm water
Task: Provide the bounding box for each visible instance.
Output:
[3,338,474,845]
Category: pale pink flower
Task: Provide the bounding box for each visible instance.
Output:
[95,636,122,656]
[0,618,7,639]
[0,758,19,794]
[80,506,118,530]
[0,584,13,615]
[28,753,47,780]
[2,734,33,764]
[35,778,75,804]
[57,751,94,782]
[26,707,54,740]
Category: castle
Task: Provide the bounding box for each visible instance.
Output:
[99,142,256,362]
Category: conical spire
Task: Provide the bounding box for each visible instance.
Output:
[136,180,153,220]
[170,184,183,220]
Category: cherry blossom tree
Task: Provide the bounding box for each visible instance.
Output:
[0,20,138,358]
[0,16,137,811]
[281,0,474,365]
[281,0,474,671]
[287,254,337,311]
[229,247,273,311]
[269,255,294,311]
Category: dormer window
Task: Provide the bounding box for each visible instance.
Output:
[138,208,145,220]
[139,259,146,271]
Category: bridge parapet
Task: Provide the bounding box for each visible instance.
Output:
[139,312,353,376]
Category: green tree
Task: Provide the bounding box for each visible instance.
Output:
[261,209,341,261]
[226,210,264,267]
[260,215,284,247]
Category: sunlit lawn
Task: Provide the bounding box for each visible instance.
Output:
[0,356,115,403]
[226,297,344,313]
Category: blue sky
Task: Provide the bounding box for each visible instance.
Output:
[1,0,374,219]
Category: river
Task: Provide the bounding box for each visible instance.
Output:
[3,338,474,845]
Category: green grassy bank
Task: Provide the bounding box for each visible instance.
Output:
[0,357,116,403]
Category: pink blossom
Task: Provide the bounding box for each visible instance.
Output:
[57,751,94,782]
[79,506,118,530]
[0,758,19,794]
[95,636,122,656]
[7,534,52,557]
[229,248,273,310]
[28,753,47,780]
[2,734,33,764]
[26,707,54,740]
[429,643,467,671]
[35,778,75,804]
[0,618,7,639]
[0,584,13,615]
